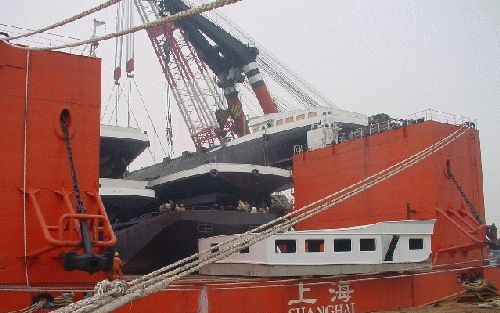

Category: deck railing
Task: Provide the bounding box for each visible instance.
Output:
[342,109,477,143]
[407,109,477,128]
[306,109,477,147]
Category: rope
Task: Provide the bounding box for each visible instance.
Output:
[130,125,467,283]
[8,299,47,313]
[0,23,80,42]
[16,0,242,51]
[4,300,46,313]
[180,263,496,291]
[22,49,31,286]
[100,84,117,122]
[94,280,128,296]
[119,125,467,293]
[101,123,461,302]
[2,262,493,293]
[148,122,468,270]
[129,124,468,287]
[119,126,469,299]
[127,98,156,162]
[104,84,126,124]
[0,0,122,42]
[132,80,168,156]
[56,124,472,312]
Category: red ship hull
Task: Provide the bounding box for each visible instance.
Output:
[2,266,499,312]
[0,40,498,312]
[111,268,500,313]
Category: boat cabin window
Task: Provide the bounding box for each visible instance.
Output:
[276,119,284,126]
[239,246,250,254]
[360,238,376,251]
[296,114,305,121]
[252,126,260,133]
[198,223,213,234]
[305,239,324,253]
[333,239,352,252]
[285,116,294,123]
[409,238,424,250]
[275,240,296,253]
[308,112,318,118]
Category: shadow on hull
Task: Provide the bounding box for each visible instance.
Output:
[116,210,277,274]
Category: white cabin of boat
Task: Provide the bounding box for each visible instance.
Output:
[198,220,435,277]
[247,107,367,135]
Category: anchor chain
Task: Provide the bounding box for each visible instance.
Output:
[59,112,113,274]
[447,169,483,225]
[60,111,86,214]
[60,111,94,258]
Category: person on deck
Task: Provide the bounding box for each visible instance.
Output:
[175,203,186,212]
[108,251,124,281]
[159,201,172,214]
[237,200,246,212]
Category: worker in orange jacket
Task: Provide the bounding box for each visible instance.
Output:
[108,251,124,281]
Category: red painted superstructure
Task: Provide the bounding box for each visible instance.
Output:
[293,121,487,267]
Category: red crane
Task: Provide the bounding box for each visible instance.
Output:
[134,0,279,150]
[134,0,232,150]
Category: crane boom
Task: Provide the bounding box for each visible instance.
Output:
[134,0,227,150]
[200,7,338,110]
[137,0,331,150]
[159,0,278,135]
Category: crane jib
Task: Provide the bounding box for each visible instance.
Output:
[159,0,278,122]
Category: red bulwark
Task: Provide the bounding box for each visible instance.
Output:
[293,121,486,266]
[0,41,112,288]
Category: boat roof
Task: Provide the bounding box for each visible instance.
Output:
[287,220,436,235]
[205,220,436,240]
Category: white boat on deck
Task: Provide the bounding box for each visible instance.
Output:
[198,220,435,277]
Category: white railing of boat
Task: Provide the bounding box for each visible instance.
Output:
[407,109,477,128]
[341,109,477,142]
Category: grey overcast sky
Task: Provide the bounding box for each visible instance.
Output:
[1,1,499,225]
